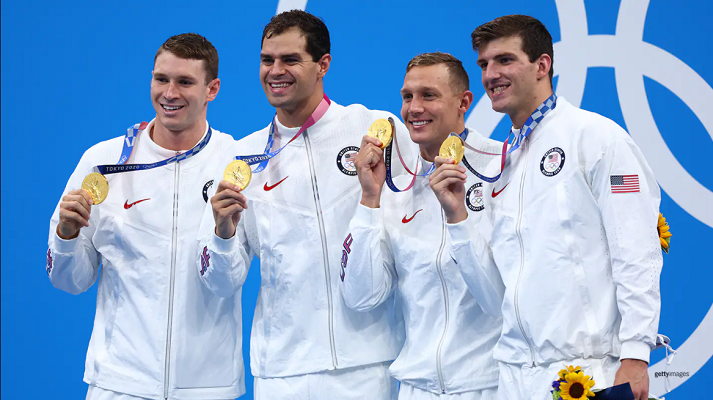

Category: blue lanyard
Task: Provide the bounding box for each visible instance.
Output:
[232,94,331,173]
[94,121,212,175]
[232,120,276,173]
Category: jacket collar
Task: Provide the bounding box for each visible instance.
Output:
[138,119,211,162]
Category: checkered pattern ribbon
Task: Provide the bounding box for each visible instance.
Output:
[458,93,557,183]
[509,93,557,153]
[94,122,212,175]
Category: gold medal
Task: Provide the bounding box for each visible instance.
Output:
[81,172,109,205]
[439,136,465,164]
[367,118,393,148]
[223,160,252,190]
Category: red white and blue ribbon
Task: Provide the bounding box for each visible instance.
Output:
[233,94,331,173]
[93,121,212,175]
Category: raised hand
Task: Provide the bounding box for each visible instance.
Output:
[355,135,387,208]
[429,156,468,224]
[211,180,249,239]
[57,189,94,239]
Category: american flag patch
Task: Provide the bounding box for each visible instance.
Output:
[610,175,640,193]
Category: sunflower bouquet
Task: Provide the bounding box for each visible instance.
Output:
[551,366,595,400]
[551,365,663,400]
[658,213,672,254]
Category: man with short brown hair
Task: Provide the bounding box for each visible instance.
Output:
[342,51,502,399]
[47,33,243,400]
[431,15,662,400]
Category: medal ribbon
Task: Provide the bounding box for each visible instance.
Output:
[93,121,213,175]
[233,94,331,173]
[383,124,469,192]
[458,93,558,183]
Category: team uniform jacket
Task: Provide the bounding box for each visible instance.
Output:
[448,98,663,367]
[196,101,418,378]
[47,121,245,400]
[341,130,503,395]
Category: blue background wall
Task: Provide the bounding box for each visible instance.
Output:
[2,0,711,398]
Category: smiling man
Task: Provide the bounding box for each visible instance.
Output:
[196,10,416,400]
[430,15,663,400]
[47,34,244,400]
[341,52,503,400]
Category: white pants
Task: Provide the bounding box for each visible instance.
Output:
[398,383,498,400]
[254,362,397,400]
[86,385,230,400]
[497,356,620,400]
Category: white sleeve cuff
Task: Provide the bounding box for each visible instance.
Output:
[211,232,237,253]
[447,215,477,245]
[352,203,381,228]
[53,231,79,253]
[620,340,651,363]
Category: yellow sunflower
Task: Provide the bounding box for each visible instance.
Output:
[558,365,581,381]
[559,371,595,400]
[658,212,672,254]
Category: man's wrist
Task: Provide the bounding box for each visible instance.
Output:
[445,207,468,224]
[215,226,236,240]
[360,195,380,208]
[57,225,79,240]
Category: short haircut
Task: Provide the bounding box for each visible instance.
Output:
[155,33,219,84]
[262,10,331,62]
[471,15,554,84]
[406,52,470,94]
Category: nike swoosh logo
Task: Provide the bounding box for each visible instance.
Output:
[124,198,151,209]
[492,183,509,198]
[402,209,423,224]
[264,176,289,191]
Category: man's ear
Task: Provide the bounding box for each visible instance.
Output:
[317,53,332,79]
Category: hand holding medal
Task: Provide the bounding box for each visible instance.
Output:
[355,119,393,207]
[57,188,94,240]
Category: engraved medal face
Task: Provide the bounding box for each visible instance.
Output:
[223,160,252,190]
[81,172,109,205]
[439,135,464,164]
[367,118,393,148]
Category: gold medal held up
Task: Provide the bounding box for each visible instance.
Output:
[81,173,109,205]
[439,135,465,164]
[224,160,252,190]
[367,118,393,149]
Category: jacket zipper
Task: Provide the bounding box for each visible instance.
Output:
[304,132,338,369]
[435,210,450,394]
[164,162,180,398]
[513,140,537,367]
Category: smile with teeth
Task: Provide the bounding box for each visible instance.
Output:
[492,85,509,95]
[162,104,184,111]
[269,82,293,88]
[411,120,432,127]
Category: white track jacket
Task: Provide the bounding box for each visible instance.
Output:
[448,98,663,366]
[47,121,244,400]
[196,101,417,378]
[341,131,503,395]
